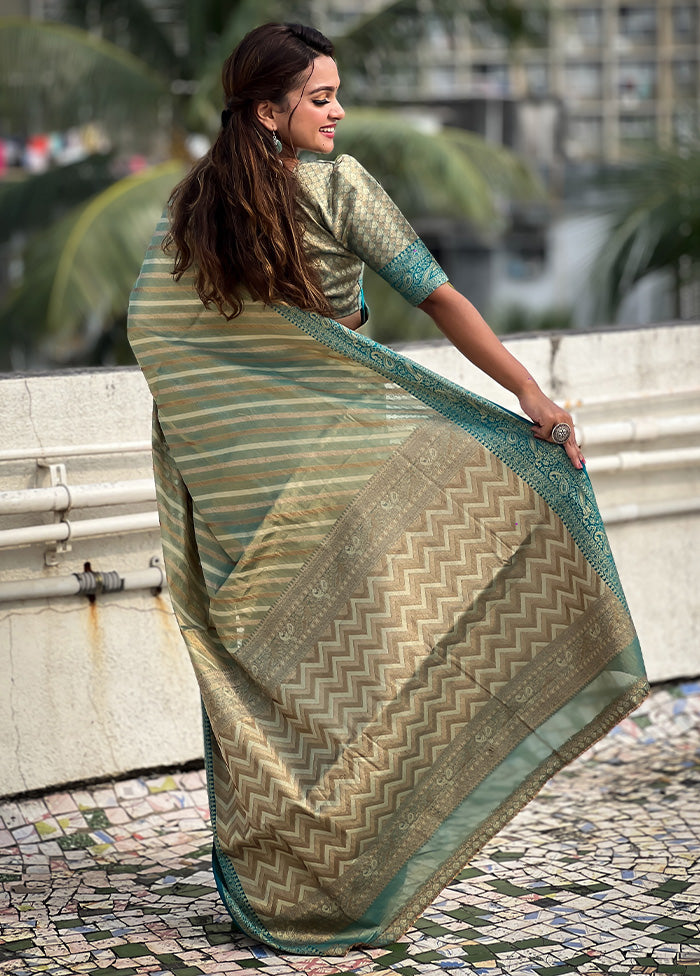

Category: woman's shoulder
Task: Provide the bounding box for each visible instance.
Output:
[298,154,373,188]
[297,156,379,218]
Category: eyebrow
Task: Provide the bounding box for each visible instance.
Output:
[308,84,338,94]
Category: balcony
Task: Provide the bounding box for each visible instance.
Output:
[1,322,698,972]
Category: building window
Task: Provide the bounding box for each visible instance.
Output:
[566,116,603,159]
[565,7,603,48]
[426,17,457,51]
[674,109,699,141]
[673,60,698,96]
[673,5,698,44]
[471,63,509,96]
[618,62,656,102]
[468,17,506,50]
[619,114,656,146]
[564,62,603,99]
[525,63,549,95]
[618,6,656,47]
[426,65,459,96]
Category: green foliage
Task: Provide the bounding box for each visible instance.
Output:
[589,144,700,323]
[0,19,168,135]
[60,0,181,76]
[333,110,541,232]
[0,162,184,368]
[492,304,573,335]
[0,154,116,244]
[476,0,548,46]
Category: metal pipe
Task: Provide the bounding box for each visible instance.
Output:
[0,512,160,549]
[568,386,700,410]
[601,496,700,525]
[586,445,700,474]
[577,414,700,447]
[584,415,700,445]
[0,479,156,516]
[0,561,167,604]
[0,441,151,463]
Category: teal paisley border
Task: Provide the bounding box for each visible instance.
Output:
[378,240,449,306]
[272,303,629,610]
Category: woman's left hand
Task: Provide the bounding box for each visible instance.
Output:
[518,382,585,470]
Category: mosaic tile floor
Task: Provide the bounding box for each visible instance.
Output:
[1,682,700,976]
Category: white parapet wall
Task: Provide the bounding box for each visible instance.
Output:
[0,368,202,798]
[1,322,699,797]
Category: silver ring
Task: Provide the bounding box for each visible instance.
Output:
[551,422,571,444]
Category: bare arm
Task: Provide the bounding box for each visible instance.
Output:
[418,284,584,470]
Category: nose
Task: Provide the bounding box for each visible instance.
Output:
[331,98,344,120]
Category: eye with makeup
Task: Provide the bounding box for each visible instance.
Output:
[312,99,330,106]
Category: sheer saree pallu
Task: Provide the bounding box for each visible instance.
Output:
[129,280,648,955]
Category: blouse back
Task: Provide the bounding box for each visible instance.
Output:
[296,154,448,321]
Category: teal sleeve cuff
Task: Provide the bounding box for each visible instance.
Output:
[378,239,449,306]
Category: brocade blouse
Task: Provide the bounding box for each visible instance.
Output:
[296,154,448,322]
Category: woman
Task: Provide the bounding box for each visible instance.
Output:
[128,22,647,956]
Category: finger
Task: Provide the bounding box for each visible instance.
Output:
[564,440,585,470]
[532,423,585,469]
[561,432,587,469]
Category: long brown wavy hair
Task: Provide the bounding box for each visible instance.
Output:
[163,23,334,319]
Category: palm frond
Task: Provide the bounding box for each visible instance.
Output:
[0,154,116,243]
[0,18,169,135]
[0,161,184,366]
[589,147,700,321]
[332,109,541,230]
[58,0,179,77]
[442,126,542,203]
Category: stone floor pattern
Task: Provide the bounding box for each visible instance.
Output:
[1,682,700,976]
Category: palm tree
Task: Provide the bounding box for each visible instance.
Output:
[0,14,187,368]
[588,143,700,324]
[0,1,542,369]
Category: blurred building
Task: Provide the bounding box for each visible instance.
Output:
[320,0,700,164]
[14,0,699,162]
[308,0,700,325]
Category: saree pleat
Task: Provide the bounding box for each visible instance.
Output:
[128,218,647,955]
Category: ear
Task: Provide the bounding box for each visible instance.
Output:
[255,100,278,132]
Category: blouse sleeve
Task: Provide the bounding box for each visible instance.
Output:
[328,154,448,306]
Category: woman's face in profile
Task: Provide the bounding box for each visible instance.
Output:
[274,55,345,156]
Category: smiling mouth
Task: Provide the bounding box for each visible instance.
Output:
[320,127,336,135]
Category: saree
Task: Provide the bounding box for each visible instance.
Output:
[128,160,648,955]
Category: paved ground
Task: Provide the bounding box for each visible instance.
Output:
[1,682,699,976]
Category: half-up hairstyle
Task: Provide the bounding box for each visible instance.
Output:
[164,22,335,319]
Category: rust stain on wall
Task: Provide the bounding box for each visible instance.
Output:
[86,599,105,663]
[154,593,185,647]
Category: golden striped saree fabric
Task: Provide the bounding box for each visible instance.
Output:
[128,228,648,955]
